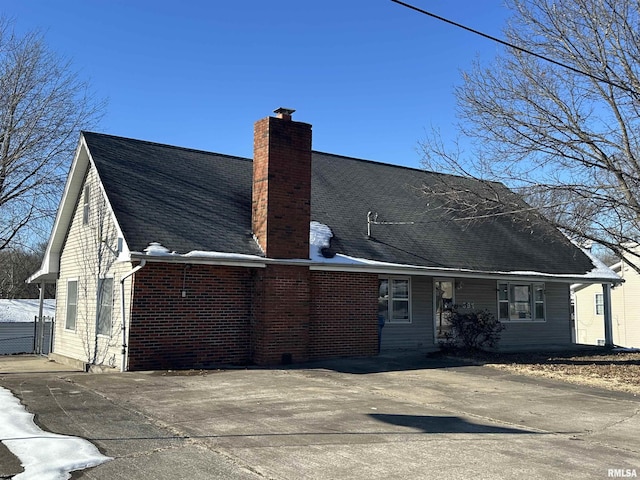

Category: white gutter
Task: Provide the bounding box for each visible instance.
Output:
[128,251,621,285]
[119,260,146,372]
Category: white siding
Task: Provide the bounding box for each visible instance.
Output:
[54,167,133,369]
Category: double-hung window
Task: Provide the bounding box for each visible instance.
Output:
[498,282,545,321]
[378,277,411,324]
[65,280,78,330]
[595,293,604,315]
[97,278,114,336]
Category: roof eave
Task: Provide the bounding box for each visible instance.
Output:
[28,136,91,283]
[130,251,620,284]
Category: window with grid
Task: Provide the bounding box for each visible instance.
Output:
[498,282,545,321]
[378,277,411,324]
[65,280,78,330]
[595,293,604,315]
[97,278,114,336]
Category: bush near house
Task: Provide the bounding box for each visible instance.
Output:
[440,309,505,352]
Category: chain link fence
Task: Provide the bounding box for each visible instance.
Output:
[0,316,54,355]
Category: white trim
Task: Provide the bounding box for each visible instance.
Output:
[96,276,114,337]
[594,292,604,316]
[497,281,547,323]
[65,278,79,331]
[27,134,132,284]
[378,276,412,324]
[129,252,618,284]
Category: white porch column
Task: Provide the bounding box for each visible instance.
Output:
[602,283,613,348]
[36,282,45,354]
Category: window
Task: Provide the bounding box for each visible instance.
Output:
[65,280,78,330]
[378,277,411,324]
[82,185,90,225]
[498,282,545,321]
[97,278,114,336]
[595,293,604,315]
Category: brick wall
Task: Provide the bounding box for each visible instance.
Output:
[127,263,253,370]
[252,264,310,365]
[126,263,379,370]
[252,115,312,259]
[309,271,379,359]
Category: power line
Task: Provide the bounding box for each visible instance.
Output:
[390,0,639,97]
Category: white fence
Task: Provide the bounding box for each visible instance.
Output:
[0,317,54,355]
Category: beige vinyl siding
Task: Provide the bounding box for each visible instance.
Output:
[380,276,434,352]
[574,258,640,348]
[617,262,640,347]
[574,283,606,345]
[54,167,133,369]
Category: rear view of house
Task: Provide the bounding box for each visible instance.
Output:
[29,109,621,371]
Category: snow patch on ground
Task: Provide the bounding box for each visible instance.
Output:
[0,386,111,479]
[0,299,56,323]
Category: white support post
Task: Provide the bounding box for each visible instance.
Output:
[602,283,613,348]
[36,283,46,355]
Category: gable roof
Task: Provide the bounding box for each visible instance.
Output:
[79,131,605,280]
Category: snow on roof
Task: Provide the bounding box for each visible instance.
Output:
[310,221,333,261]
[0,299,56,323]
[136,223,621,283]
[0,386,111,479]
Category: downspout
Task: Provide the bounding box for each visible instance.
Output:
[120,260,146,372]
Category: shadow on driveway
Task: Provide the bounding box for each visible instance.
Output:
[294,351,475,374]
[369,414,538,434]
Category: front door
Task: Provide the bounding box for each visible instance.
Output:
[434,279,454,342]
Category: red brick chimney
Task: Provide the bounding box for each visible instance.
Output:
[252,108,312,259]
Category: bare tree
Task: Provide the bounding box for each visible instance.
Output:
[0,243,55,298]
[420,0,640,272]
[0,17,104,251]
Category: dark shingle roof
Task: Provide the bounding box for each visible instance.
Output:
[83,132,595,275]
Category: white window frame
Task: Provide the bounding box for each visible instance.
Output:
[96,277,114,336]
[65,279,78,331]
[379,276,411,324]
[594,293,604,316]
[497,282,546,322]
[82,184,90,225]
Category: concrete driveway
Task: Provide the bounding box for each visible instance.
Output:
[0,353,638,479]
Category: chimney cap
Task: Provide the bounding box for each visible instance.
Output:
[274,107,295,119]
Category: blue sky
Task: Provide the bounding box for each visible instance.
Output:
[3,1,509,168]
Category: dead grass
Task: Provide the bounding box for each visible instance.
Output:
[456,349,640,396]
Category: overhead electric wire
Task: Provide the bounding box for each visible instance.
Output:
[390,0,639,97]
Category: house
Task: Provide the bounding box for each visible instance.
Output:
[28,108,621,371]
[572,244,640,348]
